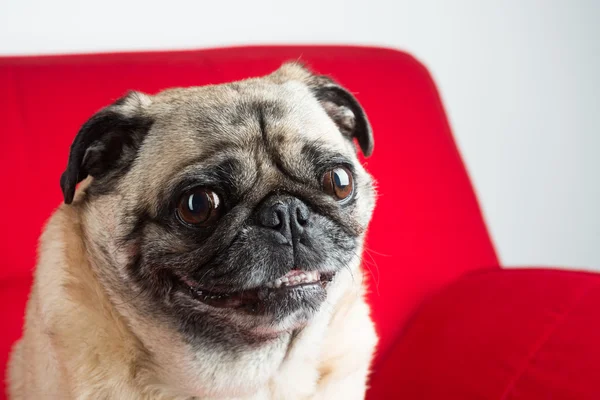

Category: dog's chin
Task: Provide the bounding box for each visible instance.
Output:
[179,269,336,323]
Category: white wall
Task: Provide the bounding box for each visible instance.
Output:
[2,0,599,269]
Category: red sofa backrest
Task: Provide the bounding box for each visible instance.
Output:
[0,45,498,366]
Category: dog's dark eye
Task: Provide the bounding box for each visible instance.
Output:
[322,166,354,201]
[177,188,222,225]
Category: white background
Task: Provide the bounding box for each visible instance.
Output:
[2,0,599,270]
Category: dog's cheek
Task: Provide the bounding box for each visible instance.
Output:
[352,173,377,229]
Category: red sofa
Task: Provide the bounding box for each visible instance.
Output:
[1,46,598,399]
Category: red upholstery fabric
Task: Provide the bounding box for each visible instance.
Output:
[368,269,600,400]
[0,46,499,398]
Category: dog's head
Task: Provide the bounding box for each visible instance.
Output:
[61,63,376,347]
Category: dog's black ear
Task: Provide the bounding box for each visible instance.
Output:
[60,91,153,204]
[274,62,373,157]
[311,78,374,157]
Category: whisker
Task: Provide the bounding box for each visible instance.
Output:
[358,248,381,297]
[363,245,391,257]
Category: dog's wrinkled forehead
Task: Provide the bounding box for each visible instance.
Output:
[59,62,373,206]
[133,81,349,203]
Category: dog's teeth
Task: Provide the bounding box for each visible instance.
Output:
[265,271,324,289]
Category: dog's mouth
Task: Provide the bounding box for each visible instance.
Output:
[181,269,336,309]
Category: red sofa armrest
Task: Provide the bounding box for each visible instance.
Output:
[367,268,600,400]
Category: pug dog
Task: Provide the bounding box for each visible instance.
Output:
[7,62,378,400]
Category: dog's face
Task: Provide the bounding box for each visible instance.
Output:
[61,63,376,348]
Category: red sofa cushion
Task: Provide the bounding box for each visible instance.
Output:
[0,46,499,397]
[368,268,600,400]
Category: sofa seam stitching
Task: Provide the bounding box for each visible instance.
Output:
[499,281,599,400]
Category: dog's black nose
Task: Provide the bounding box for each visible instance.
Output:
[257,196,310,243]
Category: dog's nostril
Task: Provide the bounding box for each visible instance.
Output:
[274,208,286,229]
[260,206,283,228]
[296,206,309,226]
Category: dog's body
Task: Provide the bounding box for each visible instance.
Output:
[8,63,378,399]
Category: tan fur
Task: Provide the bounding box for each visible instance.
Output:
[8,64,378,399]
[8,202,376,399]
